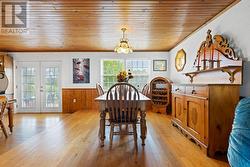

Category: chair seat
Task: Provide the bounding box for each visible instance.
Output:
[111,119,138,124]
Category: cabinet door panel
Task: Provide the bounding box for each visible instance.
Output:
[185,97,205,142]
[172,94,186,126]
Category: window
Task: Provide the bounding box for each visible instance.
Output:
[126,60,150,90]
[21,67,37,108]
[101,60,124,90]
[101,59,150,91]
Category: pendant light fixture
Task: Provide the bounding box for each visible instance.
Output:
[114,28,133,54]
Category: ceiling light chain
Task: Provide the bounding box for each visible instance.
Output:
[114,28,133,54]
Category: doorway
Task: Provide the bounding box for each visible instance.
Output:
[16,61,62,113]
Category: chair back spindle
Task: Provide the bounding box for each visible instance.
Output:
[96,83,105,96]
[106,83,140,124]
[142,84,149,96]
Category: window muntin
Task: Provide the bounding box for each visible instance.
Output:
[126,60,150,90]
[101,60,124,90]
[101,59,150,91]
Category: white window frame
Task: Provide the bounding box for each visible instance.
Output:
[101,59,151,91]
[101,59,125,90]
[126,59,151,90]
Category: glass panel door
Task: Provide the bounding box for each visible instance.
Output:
[41,62,61,112]
[17,62,40,112]
[16,62,61,113]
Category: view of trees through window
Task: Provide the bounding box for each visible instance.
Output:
[45,67,60,108]
[101,59,150,90]
[21,67,36,108]
[102,60,124,90]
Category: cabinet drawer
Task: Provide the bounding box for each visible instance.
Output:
[172,85,185,94]
[186,86,208,98]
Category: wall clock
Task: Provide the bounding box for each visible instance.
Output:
[175,49,186,72]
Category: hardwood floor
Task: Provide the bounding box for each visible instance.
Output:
[0,114,69,155]
[0,111,229,167]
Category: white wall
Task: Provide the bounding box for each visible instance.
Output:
[10,52,169,88]
[169,0,250,97]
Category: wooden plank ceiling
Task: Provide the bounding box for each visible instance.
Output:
[0,0,237,52]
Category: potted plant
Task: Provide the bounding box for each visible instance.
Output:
[117,70,133,82]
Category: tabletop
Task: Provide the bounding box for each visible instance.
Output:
[95,92,150,101]
[0,94,16,103]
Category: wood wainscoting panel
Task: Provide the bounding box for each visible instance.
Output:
[85,89,99,110]
[62,88,99,113]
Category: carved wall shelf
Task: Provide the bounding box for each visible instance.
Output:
[184,66,242,83]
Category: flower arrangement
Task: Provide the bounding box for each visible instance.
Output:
[117,70,133,82]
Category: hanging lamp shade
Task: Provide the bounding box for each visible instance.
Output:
[114,28,133,54]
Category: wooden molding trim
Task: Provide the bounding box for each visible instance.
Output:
[3,49,172,53]
[62,88,96,90]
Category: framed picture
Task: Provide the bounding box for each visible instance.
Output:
[73,58,90,83]
[153,60,167,71]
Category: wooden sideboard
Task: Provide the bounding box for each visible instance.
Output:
[62,88,99,113]
[171,83,239,157]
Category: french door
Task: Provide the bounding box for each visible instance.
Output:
[16,62,61,113]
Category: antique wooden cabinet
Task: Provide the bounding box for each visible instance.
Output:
[0,52,14,97]
[150,77,172,114]
[172,84,239,157]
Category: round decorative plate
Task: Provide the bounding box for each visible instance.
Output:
[175,49,186,72]
[0,72,9,94]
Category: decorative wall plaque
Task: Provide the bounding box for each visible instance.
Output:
[175,49,186,72]
[193,29,239,71]
[184,29,242,84]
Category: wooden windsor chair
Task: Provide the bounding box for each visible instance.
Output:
[0,96,8,138]
[96,83,104,96]
[142,83,149,96]
[96,83,111,126]
[106,82,140,146]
